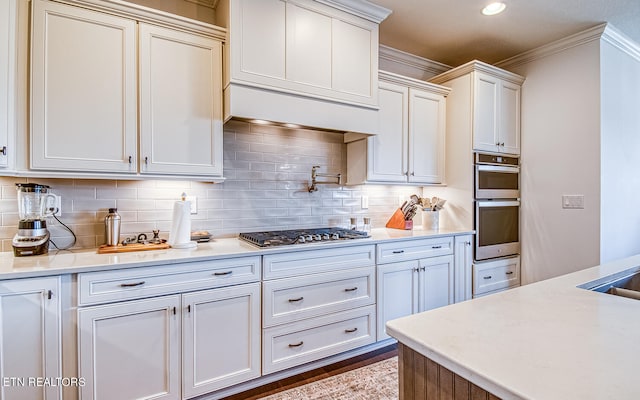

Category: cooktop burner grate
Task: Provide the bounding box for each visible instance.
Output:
[238,227,369,247]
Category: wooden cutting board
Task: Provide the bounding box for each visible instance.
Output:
[97,243,171,254]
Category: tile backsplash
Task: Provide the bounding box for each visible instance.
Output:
[0,121,424,252]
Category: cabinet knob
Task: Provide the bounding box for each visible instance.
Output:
[500,142,505,146]
[128,155,132,164]
[0,146,6,156]
[144,156,149,165]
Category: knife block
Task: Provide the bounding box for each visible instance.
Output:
[385,208,413,230]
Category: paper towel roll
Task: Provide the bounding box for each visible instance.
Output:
[168,200,196,248]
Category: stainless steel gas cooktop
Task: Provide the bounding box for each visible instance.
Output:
[239,227,369,248]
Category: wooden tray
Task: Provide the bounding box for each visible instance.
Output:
[97,243,171,254]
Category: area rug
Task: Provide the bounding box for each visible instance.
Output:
[258,356,398,400]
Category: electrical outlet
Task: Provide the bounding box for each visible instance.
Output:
[186,196,197,214]
[47,194,62,216]
[562,195,584,209]
[361,195,369,209]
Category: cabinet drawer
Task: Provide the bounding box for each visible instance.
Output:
[263,244,375,279]
[263,305,376,375]
[377,236,453,264]
[263,266,375,327]
[473,256,520,296]
[78,256,261,305]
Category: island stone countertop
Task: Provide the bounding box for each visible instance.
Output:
[0,227,473,279]
[386,253,640,400]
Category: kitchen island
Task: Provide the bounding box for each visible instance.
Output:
[386,254,640,400]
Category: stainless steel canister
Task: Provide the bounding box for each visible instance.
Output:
[105,208,121,246]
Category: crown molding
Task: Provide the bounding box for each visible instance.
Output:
[496,23,640,69]
[429,59,525,86]
[496,23,607,69]
[315,0,392,23]
[379,70,452,96]
[601,24,640,63]
[379,45,451,77]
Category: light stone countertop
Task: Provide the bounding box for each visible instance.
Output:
[0,227,473,279]
[386,253,640,400]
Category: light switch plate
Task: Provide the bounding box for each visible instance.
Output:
[361,195,369,209]
[562,195,584,209]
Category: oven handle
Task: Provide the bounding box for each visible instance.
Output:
[476,200,520,208]
[476,165,519,173]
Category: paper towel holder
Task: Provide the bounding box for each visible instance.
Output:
[169,193,197,249]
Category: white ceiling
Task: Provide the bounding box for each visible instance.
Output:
[370,0,640,67]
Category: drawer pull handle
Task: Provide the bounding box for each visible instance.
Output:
[344,287,358,292]
[213,271,233,276]
[345,327,358,333]
[432,245,442,249]
[483,276,492,280]
[288,297,304,302]
[506,271,514,275]
[392,250,405,254]
[120,281,146,288]
[288,341,304,348]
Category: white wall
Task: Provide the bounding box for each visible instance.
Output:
[508,40,602,284]
[600,38,640,262]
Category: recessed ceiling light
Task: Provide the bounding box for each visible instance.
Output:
[482,2,506,16]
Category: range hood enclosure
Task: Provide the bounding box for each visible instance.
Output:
[219,0,392,135]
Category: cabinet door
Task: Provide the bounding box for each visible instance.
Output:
[139,23,223,177]
[408,87,445,184]
[182,283,261,398]
[499,81,521,155]
[367,80,408,183]
[376,261,419,340]
[0,0,16,168]
[31,0,137,173]
[472,72,500,153]
[454,235,474,303]
[0,277,61,400]
[233,0,286,81]
[78,295,181,400]
[286,2,331,89]
[419,255,454,312]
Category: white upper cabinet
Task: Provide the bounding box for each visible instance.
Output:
[0,0,16,169]
[31,0,138,173]
[431,60,524,156]
[221,0,391,134]
[346,71,450,185]
[139,23,223,177]
[30,0,225,180]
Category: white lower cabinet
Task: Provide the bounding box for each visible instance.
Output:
[261,245,377,374]
[473,256,520,297]
[78,295,181,400]
[0,276,61,400]
[77,257,261,400]
[182,283,261,398]
[454,235,474,302]
[377,253,454,340]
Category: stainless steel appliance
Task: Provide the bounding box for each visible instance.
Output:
[474,200,520,260]
[12,183,56,256]
[239,227,369,248]
[474,152,520,199]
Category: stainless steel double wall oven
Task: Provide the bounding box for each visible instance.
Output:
[474,153,520,261]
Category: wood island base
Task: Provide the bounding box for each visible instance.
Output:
[398,343,501,400]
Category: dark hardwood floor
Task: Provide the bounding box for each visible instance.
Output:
[220,343,398,400]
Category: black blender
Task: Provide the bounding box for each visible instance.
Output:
[12,183,56,256]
